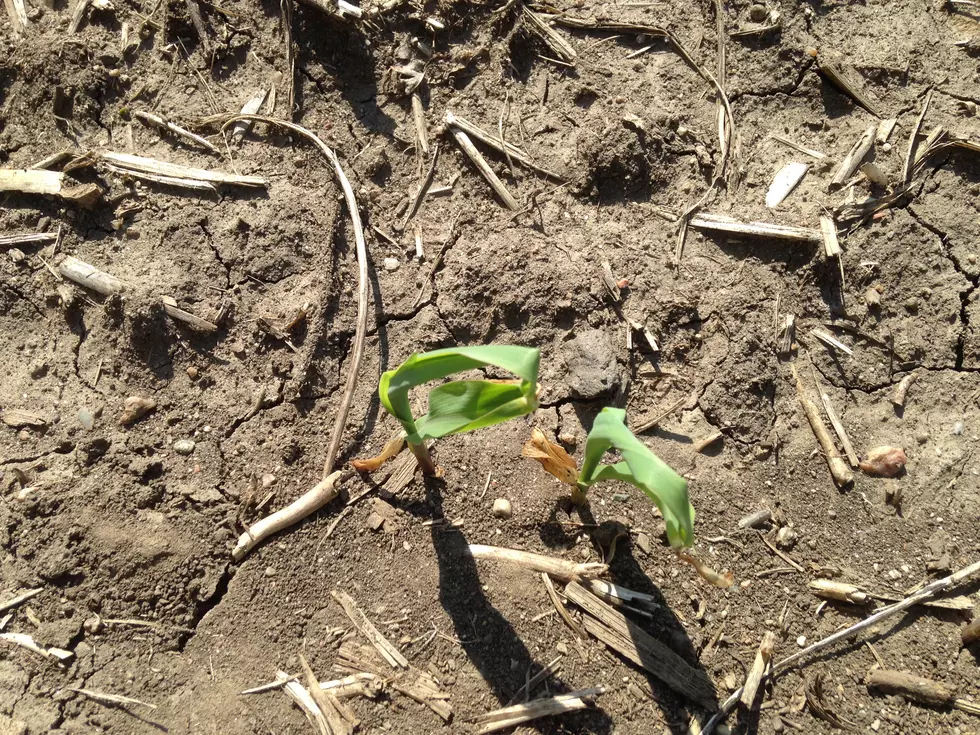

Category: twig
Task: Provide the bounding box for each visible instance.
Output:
[281,0,296,118]
[299,654,352,735]
[444,113,563,180]
[740,632,775,709]
[770,134,829,160]
[702,557,980,734]
[689,213,822,243]
[474,688,604,733]
[468,545,607,582]
[811,371,859,467]
[758,533,805,574]
[890,370,919,407]
[0,233,57,250]
[0,588,43,614]
[819,216,842,258]
[810,329,853,356]
[402,144,440,229]
[232,471,345,561]
[791,365,853,489]
[58,256,127,296]
[444,118,519,210]
[830,124,878,190]
[814,54,883,118]
[867,669,980,716]
[205,114,370,479]
[160,296,219,332]
[100,151,266,188]
[523,7,577,63]
[134,110,220,154]
[541,572,586,639]
[633,395,688,434]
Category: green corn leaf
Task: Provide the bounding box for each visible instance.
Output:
[579,407,695,549]
[379,346,540,443]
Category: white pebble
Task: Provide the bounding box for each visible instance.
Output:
[953,421,965,435]
[796,635,807,647]
[383,257,400,272]
[173,439,196,455]
[492,498,512,519]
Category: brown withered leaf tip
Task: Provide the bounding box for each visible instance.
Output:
[522,427,578,486]
[351,434,405,473]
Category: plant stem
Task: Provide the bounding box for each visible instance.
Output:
[408,440,438,475]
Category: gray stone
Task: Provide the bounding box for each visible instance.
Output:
[173,439,196,455]
[561,329,619,399]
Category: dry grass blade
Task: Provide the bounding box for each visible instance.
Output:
[445,112,562,180]
[903,88,933,184]
[0,632,73,663]
[811,329,853,356]
[0,233,56,249]
[331,590,409,669]
[473,688,604,733]
[814,54,883,118]
[69,0,91,32]
[819,216,842,258]
[766,162,809,207]
[402,144,440,228]
[100,151,267,187]
[160,296,219,332]
[506,656,562,705]
[770,134,829,160]
[523,7,577,63]
[541,572,586,639]
[71,688,157,710]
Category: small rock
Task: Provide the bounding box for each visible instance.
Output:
[556,641,569,655]
[492,498,512,519]
[747,3,767,21]
[77,408,95,431]
[915,431,929,444]
[265,567,276,577]
[796,635,806,647]
[383,257,400,272]
[83,616,104,634]
[118,396,157,426]
[953,421,965,436]
[859,446,906,477]
[562,329,620,399]
[366,512,386,531]
[261,473,276,489]
[8,248,25,264]
[186,366,199,379]
[776,526,798,550]
[558,432,577,446]
[173,439,196,455]
[887,569,902,580]
[871,718,880,732]
[635,532,652,555]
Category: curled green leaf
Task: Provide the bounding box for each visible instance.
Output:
[578,407,695,549]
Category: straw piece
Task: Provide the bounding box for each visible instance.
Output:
[100,151,267,187]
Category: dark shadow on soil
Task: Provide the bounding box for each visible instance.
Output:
[384,476,614,733]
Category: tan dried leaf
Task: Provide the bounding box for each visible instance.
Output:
[351,434,405,473]
[521,427,578,485]
[677,551,735,588]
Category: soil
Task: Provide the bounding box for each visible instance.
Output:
[2,0,980,733]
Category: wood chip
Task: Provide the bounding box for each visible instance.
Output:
[468,544,607,582]
[0,169,101,206]
[830,124,878,190]
[1,409,47,429]
[819,216,842,258]
[740,632,775,709]
[766,162,809,207]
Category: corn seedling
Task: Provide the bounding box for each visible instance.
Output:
[524,408,730,586]
[354,345,541,475]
